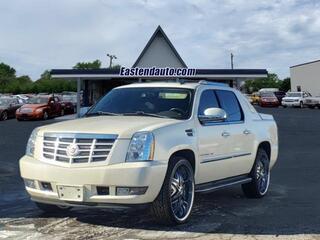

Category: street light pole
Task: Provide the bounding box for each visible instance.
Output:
[107,53,117,68]
[230,53,234,69]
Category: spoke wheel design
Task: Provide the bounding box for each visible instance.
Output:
[170,164,194,222]
[256,157,270,195]
[242,148,271,198]
[1,111,8,121]
[151,157,194,225]
[43,111,48,120]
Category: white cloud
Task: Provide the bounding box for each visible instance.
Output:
[0,0,319,79]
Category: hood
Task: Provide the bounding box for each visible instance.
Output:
[21,104,47,109]
[282,97,300,100]
[38,116,181,139]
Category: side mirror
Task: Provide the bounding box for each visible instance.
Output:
[198,107,227,124]
[50,100,54,104]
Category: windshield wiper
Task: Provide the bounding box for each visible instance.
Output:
[86,111,121,117]
[123,111,167,118]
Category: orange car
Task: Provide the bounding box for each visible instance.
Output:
[16,95,64,121]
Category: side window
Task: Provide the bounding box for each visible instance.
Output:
[198,90,219,115]
[215,90,244,122]
[54,97,59,102]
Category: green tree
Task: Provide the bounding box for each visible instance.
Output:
[0,62,16,77]
[244,73,281,93]
[0,63,16,90]
[279,77,290,92]
[73,60,101,69]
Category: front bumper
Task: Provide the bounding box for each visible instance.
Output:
[282,101,300,107]
[16,112,42,120]
[260,101,279,107]
[20,155,167,206]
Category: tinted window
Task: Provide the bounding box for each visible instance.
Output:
[198,90,219,115]
[87,88,194,120]
[215,90,243,122]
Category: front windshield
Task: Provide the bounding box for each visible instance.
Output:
[87,87,194,120]
[261,92,275,97]
[62,95,76,102]
[27,97,48,104]
[287,92,301,97]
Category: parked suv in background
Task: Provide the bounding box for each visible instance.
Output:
[16,95,64,120]
[282,91,311,108]
[304,95,320,109]
[20,81,278,225]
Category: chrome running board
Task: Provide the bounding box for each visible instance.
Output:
[195,175,252,193]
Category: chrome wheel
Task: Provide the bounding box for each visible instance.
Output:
[300,102,304,108]
[43,111,48,120]
[1,111,8,121]
[256,157,270,195]
[170,164,194,222]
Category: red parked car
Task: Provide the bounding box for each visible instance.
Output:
[16,95,64,121]
[259,92,280,107]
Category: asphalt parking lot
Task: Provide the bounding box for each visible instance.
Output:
[1,107,320,240]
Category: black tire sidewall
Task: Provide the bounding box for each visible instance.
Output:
[251,149,270,197]
[43,111,48,120]
[152,157,195,225]
[1,111,8,121]
[168,159,195,223]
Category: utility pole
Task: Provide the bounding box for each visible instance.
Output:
[230,53,234,69]
[107,53,117,68]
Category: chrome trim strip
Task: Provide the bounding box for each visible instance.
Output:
[200,120,244,126]
[200,152,251,164]
[195,177,252,193]
[44,133,118,139]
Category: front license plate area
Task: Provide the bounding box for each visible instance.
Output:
[57,185,84,202]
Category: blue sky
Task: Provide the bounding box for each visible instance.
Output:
[0,0,319,80]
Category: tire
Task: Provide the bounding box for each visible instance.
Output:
[151,157,195,225]
[0,111,8,121]
[43,111,49,120]
[300,101,304,108]
[242,148,270,198]
[35,202,72,213]
[282,105,287,108]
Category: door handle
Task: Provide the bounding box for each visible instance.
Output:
[243,129,251,135]
[221,131,230,137]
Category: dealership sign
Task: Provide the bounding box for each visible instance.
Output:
[119,67,196,77]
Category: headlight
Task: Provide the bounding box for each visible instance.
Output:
[126,132,155,162]
[26,128,39,157]
[35,108,43,113]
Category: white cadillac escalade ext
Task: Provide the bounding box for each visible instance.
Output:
[20,81,278,225]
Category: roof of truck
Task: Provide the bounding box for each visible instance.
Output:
[116,81,230,90]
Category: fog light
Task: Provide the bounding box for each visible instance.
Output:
[116,187,148,196]
[24,179,36,189]
[96,186,109,195]
[40,182,52,191]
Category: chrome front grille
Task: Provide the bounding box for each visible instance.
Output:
[42,133,117,164]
